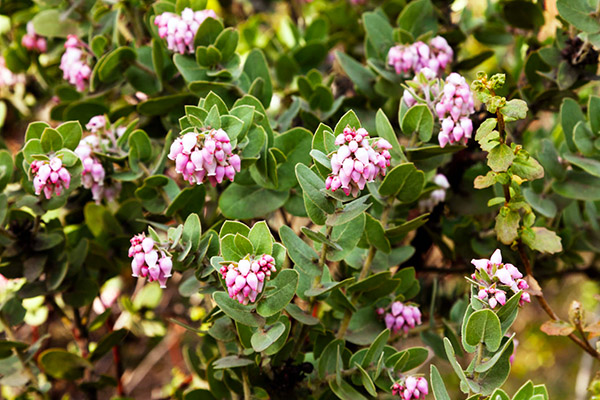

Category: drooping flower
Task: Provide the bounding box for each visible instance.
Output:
[59,35,91,92]
[325,126,392,197]
[75,135,120,204]
[30,158,71,199]
[402,67,440,108]
[86,115,106,133]
[381,301,423,334]
[391,376,428,399]
[418,173,450,211]
[21,22,47,53]
[435,73,475,147]
[154,8,218,54]
[219,254,276,305]
[129,234,173,288]
[168,128,241,186]
[388,36,453,77]
[471,249,531,308]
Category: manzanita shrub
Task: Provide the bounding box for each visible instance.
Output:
[2,0,600,399]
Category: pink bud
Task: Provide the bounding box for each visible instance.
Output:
[145,250,158,268]
[159,257,173,277]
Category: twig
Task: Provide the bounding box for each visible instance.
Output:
[517,242,600,360]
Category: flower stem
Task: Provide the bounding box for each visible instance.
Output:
[242,367,251,400]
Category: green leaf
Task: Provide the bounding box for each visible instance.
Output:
[522,227,562,254]
[182,213,202,253]
[194,17,224,47]
[397,0,436,38]
[329,379,368,400]
[234,234,254,257]
[465,309,502,351]
[326,196,371,226]
[392,347,429,372]
[362,329,390,367]
[487,144,515,172]
[375,109,403,160]
[443,338,470,393]
[285,303,319,325]
[335,51,376,97]
[430,365,452,400]
[499,99,528,121]
[573,121,595,156]
[32,9,78,38]
[279,225,320,277]
[495,207,520,245]
[243,49,272,108]
[365,213,391,253]
[476,118,497,141]
[327,213,366,261]
[25,122,50,142]
[296,164,334,214]
[0,150,14,192]
[212,355,255,369]
[560,97,586,153]
[213,292,265,327]
[401,104,434,141]
[248,221,273,256]
[128,129,153,162]
[219,184,289,219]
[40,128,63,153]
[552,171,600,201]
[89,329,127,362]
[511,154,544,181]
[98,47,137,83]
[250,322,286,352]
[39,349,91,380]
[257,269,299,317]
[379,163,425,202]
[564,153,600,178]
[319,339,345,379]
[475,334,515,373]
[557,0,600,33]
[362,11,394,57]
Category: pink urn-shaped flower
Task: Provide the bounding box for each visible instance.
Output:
[219,254,276,305]
[22,22,47,53]
[435,73,475,148]
[471,249,531,309]
[391,376,428,399]
[154,8,218,54]
[325,126,392,197]
[129,234,173,288]
[388,36,453,77]
[30,157,71,199]
[59,35,91,92]
[168,128,241,186]
[383,301,423,334]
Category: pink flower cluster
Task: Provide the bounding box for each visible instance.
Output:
[392,376,428,399]
[31,158,71,199]
[0,57,25,88]
[418,173,450,211]
[436,73,475,147]
[168,129,241,186]
[129,234,173,288]
[325,127,392,197]
[86,115,106,133]
[75,136,120,203]
[219,255,276,305]
[22,22,47,53]
[388,36,453,77]
[60,35,91,92]
[154,8,218,54]
[471,249,531,309]
[380,301,422,334]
